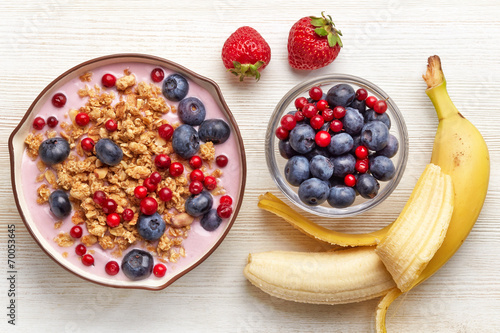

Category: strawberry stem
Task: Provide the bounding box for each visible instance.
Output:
[229,61,265,81]
[309,12,343,48]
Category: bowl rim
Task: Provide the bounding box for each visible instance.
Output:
[265,73,408,217]
[8,53,247,290]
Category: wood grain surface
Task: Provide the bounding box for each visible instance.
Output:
[1,0,499,332]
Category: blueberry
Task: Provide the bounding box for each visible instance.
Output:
[343,107,364,135]
[329,176,344,187]
[279,140,298,159]
[328,133,354,156]
[121,249,154,281]
[350,135,362,154]
[327,185,356,208]
[298,178,329,206]
[361,121,389,151]
[364,109,391,129]
[95,138,123,166]
[172,124,200,159]
[289,123,316,154]
[284,155,310,186]
[200,209,222,231]
[198,119,230,144]
[356,174,380,199]
[178,97,206,126]
[162,73,189,101]
[377,134,399,158]
[309,155,334,181]
[349,98,366,114]
[38,137,70,166]
[185,191,213,217]
[370,155,396,181]
[319,121,331,132]
[48,190,71,219]
[331,154,356,178]
[137,212,166,241]
[304,146,329,160]
[326,84,355,107]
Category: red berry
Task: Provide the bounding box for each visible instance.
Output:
[275,126,289,140]
[216,155,228,168]
[189,180,204,195]
[149,171,162,185]
[315,131,331,147]
[105,261,120,276]
[153,263,167,277]
[122,209,134,221]
[280,115,296,131]
[366,96,377,108]
[151,68,165,83]
[105,119,118,132]
[155,154,171,169]
[33,117,45,130]
[373,100,388,114]
[70,225,83,238]
[294,111,305,122]
[134,186,148,199]
[52,93,67,108]
[321,108,335,122]
[316,99,329,111]
[158,123,174,140]
[82,254,94,266]
[355,159,369,173]
[102,198,117,214]
[309,86,323,101]
[189,155,203,169]
[93,191,106,206]
[101,73,116,88]
[333,106,346,119]
[169,162,184,177]
[75,244,86,256]
[47,116,59,128]
[220,195,233,206]
[204,176,217,190]
[330,120,343,133]
[190,169,205,182]
[217,204,233,219]
[294,97,308,110]
[106,213,121,228]
[310,115,325,130]
[143,178,158,192]
[158,187,173,202]
[344,174,356,187]
[355,146,369,159]
[355,88,368,101]
[302,104,317,118]
[81,137,95,152]
[75,113,90,126]
[140,197,158,215]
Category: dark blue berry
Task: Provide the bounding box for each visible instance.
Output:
[377,134,399,158]
[48,190,71,219]
[331,154,356,178]
[39,137,70,166]
[309,155,334,181]
[328,133,354,156]
[329,176,344,187]
[137,212,166,241]
[178,97,206,126]
[172,124,200,159]
[304,146,329,160]
[284,155,310,186]
[356,174,380,199]
[364,109,391,129]
[198,119,230,144]
[349,98,366,114]
[298,178,329,206]
[162,73,189,101]
[121,249,154,281]
[361,121,389,151]
[370,155,396,181]
[350,135,362,154]
[327,185,356,208]
[326,84,355,107]
[185,191,213,217]
[289,123,316,154]
[279,140,298,159]
[200,209,222,231]
[95,138,123,166]
[343,107,364,135]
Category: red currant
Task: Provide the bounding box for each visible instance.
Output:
[102,198,117,214]
[149,171,162,185]
[355,88,368,101]
[105,261,120,276]
[294,111,305,122]
[373,100,388,114]
[216,155,228,168]
[309,86,323,101]
[275,126,289,140]
[355,159,369,173]
[153,263,167,277]
[101,73,116,88]
[330,120,343,133]
[333,106,346,119]
[355,146,369,159]
[106,213,121,228]
[344,174,356,187]
[189,155,202,169]
[134,186,148,199]
[217,204,233,219]
[366,96,377,108]
[158,187,173,202]
[219,195,232,206]
[315,131,331,148]
[322,108,334,122]
[316,99,328,111]
[81,137,95,152]
[51,93,67,108]
[302,104,317,118]
[204,176,217,190]
[75,113,90,126]
[70,225,83,238]
[47,116,59,128]
[280,115,296,131]
[140,197,158,215]
[310,115,325,130]
[82,254,94,266]
[190,169,205,182]
[158,123,174,140]
[189,180,204,195]
[155,154,171,169]
[143,178,157,192]
[33,117,45,130]
[151,68,165,83]
[294,97,308,110]
[93,191,106,206]
[169,162,184,177]
[105,119,118,132]
[122,208,134,221]
[75,244,86,256]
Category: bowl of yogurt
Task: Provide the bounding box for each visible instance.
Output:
[9,54,246,290]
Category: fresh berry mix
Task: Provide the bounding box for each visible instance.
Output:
[276,83,399,208]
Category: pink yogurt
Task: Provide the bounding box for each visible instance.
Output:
[22,62,242,282]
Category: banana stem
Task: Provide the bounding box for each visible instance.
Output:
[426,82,460,120]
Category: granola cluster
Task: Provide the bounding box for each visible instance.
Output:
[26,71,225,263]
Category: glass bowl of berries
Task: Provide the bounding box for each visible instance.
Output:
[266,74,408,217]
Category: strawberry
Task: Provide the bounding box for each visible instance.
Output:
[222,26,271,81]
[287,12,343,70]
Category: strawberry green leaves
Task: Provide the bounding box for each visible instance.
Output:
[229,61,265,82]
[309,12,343,48]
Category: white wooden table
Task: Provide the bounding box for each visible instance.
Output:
[1,1,499,332]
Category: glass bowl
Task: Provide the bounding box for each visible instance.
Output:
[265,74,408,217]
